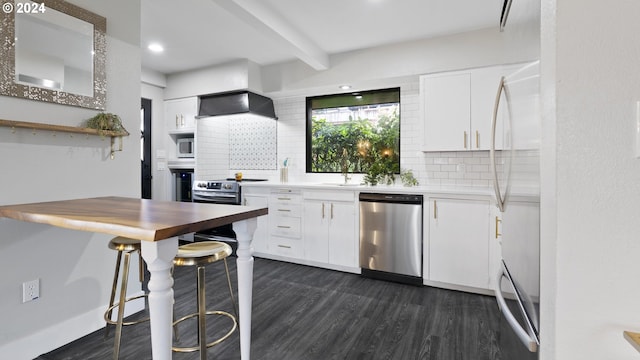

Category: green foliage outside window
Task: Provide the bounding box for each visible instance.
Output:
[310,108,400,176]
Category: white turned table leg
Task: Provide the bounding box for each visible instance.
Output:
[141,237,179,360]
[234,218,257,360]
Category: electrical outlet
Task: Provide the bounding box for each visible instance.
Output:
[22,279,39,303]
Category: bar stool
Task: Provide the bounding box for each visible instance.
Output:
[172,241,238,359]
[103,236,149,359]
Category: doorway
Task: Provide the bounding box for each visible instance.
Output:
[141,98,152,199]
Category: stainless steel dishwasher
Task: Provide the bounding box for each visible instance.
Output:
[359,193,423,285]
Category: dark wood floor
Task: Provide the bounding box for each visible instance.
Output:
[36,258,503,360]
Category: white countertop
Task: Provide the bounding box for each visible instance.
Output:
[240,181,540,199]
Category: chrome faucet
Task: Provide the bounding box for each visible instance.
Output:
[341,148,351,184]
[342,170,351,184]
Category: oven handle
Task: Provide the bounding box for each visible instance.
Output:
[193,193,237,200]
[495,266,538,352]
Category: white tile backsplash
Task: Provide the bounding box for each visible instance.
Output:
[222,77,539,187]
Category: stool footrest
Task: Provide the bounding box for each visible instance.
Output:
[172,310,237,353]
[104,294,149,326]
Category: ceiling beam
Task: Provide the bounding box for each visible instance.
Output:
[211,0,330,70]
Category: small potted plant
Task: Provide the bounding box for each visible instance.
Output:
[85,112,128,136]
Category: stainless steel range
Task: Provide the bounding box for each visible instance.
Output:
[192,178,267,254]
[193,179,243,205]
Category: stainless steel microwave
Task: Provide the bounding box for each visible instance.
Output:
[176,138,194,158]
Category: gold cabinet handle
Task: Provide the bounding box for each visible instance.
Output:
[322,203,325,219]
[495,216,502,238]
[277,209,291,212]
[433,200,437,219]
[476,130,480,149]
[277,244,291,249]
[464,131,468,149]
[277,225,291,229]
[277,197,291,201]
[330,203,334,219]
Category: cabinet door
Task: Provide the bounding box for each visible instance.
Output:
[422,72,471,151]
[328,202,356,268]
[303,200,329,263]
[165,97,197,131]
[243,195,268,254]
[428,198,490,289]
[471,66,504,150]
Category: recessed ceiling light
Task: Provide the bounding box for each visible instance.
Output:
[148,43,164,53]
[339,85,352,90]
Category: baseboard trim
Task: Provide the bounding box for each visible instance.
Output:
[0,292,145,360]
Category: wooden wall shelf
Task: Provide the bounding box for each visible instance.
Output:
[0,118,129,137]
[0,118,129,159]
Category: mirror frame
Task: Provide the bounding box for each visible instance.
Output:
[0,0,107,110]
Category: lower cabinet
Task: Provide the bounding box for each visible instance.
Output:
[267,189,303,257]
[242,184,538,295]
[242,192,269,254]
[303,191,357,269]
[427,197,491,290]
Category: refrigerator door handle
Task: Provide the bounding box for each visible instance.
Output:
[490,76,506,212]
[495,267,539,352]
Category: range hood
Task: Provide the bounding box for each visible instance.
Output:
[197,90,277,119]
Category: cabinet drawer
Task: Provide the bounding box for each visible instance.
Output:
[270,216,301,238]
[268,236,303,258]
[269,203,302,217]
[270,193,302,205]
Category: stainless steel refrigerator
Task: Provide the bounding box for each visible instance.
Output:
[490,60,541,359]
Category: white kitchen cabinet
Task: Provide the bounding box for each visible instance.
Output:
[303,191,357,268]
[242,188,269,254]
[165,97,197,133]
[421,66,506,151]
[422,72,470,151]
[268,189,304,257]
[428,197,491,290]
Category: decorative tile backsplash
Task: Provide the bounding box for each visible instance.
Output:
[229,115,277,170]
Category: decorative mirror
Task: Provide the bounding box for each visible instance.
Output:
[0,0,106,110]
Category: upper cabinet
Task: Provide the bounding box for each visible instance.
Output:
[165,97,197,167]
[421,66,505,152]
[165,97,197,134]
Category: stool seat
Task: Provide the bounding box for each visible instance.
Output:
[174,241,232,266]
[108,236,142,252]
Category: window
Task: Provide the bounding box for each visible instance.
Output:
[306,88,400,174]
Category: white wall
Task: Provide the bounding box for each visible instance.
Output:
[262,26,539,96]
[540,0,640,359]
[0,1,142,358]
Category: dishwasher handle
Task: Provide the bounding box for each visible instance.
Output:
[359,193,423,205]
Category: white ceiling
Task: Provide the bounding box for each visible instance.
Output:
[141,0,505,75]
